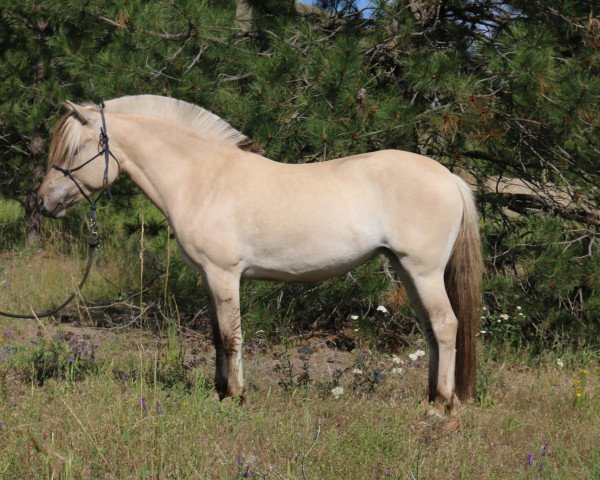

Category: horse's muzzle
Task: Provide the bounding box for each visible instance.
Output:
[36,193,65,218]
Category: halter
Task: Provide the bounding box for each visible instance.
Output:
[52,102,118,224]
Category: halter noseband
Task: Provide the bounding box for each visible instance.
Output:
[52,102,118,224]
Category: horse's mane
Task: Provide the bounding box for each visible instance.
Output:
[49,95,262,168]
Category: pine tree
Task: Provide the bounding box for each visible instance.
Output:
[0,2,62,243]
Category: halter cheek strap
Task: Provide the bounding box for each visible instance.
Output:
[99,102,112,198]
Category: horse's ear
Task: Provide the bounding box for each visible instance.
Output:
[64,100,92,124]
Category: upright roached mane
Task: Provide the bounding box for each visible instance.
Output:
[49,95,262,169]
[38,94,482,416]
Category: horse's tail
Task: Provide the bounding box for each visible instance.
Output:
[445,175,483,402]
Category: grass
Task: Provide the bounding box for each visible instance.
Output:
[0,199,25,251]
[0,321,599,479]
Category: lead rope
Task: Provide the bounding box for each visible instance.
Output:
[0,103,113,319]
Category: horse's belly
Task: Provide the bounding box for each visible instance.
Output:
[242,245,383,282]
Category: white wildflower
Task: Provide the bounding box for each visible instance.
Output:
[354,328,359,332]
[331,386,344,399]
[408,353,418,361]
[376,305,388,314]
[392,355,403,365]
[557,359,564,368]
[352,368,363,375]
[415,349,425,357]
[480,330,487,335]
[516,306,522,310]
[391,367,404,375]
[350,315,359,320]
[499,314,509,320]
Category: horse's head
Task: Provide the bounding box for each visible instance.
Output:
[37,101,119,218]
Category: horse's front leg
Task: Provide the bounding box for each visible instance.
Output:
[204,267,244,401]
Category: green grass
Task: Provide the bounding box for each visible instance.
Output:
[0,199,25,251]
[0,199,23,223]
[0,322,599,479]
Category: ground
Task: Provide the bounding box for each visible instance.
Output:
[0,318,599,479]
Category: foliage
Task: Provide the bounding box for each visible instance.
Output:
[0,0,598,345]
[24,332,97,385]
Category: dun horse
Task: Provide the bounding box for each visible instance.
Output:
[37,95,482,414]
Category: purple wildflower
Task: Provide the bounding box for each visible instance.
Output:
[0,343,14,363]
[236,454,244,466]
[68,355,75,364]
[65,335,93,360]
[119,371,127,382]
[0,420,5,430]
[242,465,250,478]
[541,443,550,456]
[527,452,535,466]
[4,330,13,339]
[156,400,163,415]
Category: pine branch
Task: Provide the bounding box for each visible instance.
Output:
[98,15,197,41]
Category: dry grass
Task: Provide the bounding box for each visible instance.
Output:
[0,240,142,321]
[0,319,599,480]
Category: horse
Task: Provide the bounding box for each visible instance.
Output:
[37,95,482,414]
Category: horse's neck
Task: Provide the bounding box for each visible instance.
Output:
[110,114,220,219]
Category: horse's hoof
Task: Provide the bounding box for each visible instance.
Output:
[227,388,246,406]
[211,388,223,401]
[426,403,446,418]
[427,394,460,417]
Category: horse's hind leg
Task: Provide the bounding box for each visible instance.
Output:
[390,257,459,414]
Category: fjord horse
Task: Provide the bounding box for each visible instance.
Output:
[37,95,482,413]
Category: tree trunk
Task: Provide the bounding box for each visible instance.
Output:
[457,168,600,227]
[235,0,253,31]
